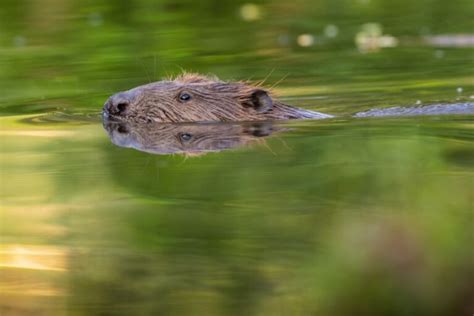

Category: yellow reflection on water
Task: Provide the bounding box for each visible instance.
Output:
[0,130,75,138]
[0,244,66,272]
[0,245,67,314]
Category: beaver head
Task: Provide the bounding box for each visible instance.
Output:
[103,74,332,123]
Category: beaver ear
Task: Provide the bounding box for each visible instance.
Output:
[250,89,273,113]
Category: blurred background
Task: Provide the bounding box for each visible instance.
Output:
[1,0,473,114]
[0,1,473,315]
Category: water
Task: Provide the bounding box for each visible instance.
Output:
[1,1,473,315]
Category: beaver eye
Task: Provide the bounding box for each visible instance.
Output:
[179,133,193,141]
[178,92,192,102]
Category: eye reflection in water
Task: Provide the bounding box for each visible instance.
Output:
[103,119,278,156]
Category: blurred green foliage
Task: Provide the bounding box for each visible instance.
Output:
[0,0,473,113]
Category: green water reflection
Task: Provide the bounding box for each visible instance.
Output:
[1,0,473,315]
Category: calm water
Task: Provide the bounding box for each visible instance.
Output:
[1,1,473,315]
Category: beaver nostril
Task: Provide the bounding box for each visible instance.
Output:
[106,100,129,116]
[116,102,128,114]
[104,91,132,116]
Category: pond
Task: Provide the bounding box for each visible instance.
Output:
[1,1,473,315]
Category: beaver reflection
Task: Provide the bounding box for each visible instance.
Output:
[103,120,276,155]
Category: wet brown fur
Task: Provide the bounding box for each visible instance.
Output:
[103,73,331,123]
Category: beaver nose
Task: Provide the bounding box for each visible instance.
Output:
[104,94,130,116]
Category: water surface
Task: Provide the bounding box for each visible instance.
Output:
[1,1,473,315]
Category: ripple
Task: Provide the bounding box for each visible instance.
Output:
[17,111,102,126]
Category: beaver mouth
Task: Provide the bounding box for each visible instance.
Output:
[102,108,153,125]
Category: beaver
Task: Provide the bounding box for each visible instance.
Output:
[103,73,474,123]
[103,120,276,155]
[103,74,333,123]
